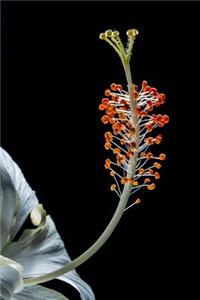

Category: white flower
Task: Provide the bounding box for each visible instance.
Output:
[0,147,95,300]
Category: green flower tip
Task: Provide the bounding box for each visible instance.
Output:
[99,27,139,62]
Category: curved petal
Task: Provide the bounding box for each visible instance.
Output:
[0,147,38,242]
[0,255,23,299]
[4,216,95,300]
[13,285,69,300]
[0,169,18,251]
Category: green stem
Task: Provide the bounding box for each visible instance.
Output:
[24,59,138,288]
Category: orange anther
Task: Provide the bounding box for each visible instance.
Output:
[146,152,153,159]
[102,98,110,104]
[144,178,151,183]
[110,184,116,191]
[135,198,141,205]
[140,152,146,158]
[159,153,166,161]
[155,134,163,144]
[154,162,161,169]
[104,158,111,169]
[99,104,107,111]
[131,141,136,149]
[115,84,122,90]
[154,172,160,180]
[150,87,158,96]
[120,138,125,145]
[148,169,154,174]
[104,131,113,142]
[112,95,119,102]
[104,142,111,150]
[147,183,156,190]
[111,83,117,91]
[129,128,136,135]
[139,168,145,174]
[146,123,153,132]
[105,89,111,97]
[101,115,109,124]
[113,148,121,154]
[132,180,139,186]
[144,85,151,92]
[116,154,126,165]
[157,93,166,102]
[162,115,169,124]
[127,151,134,158]
[119,112,126,120]
[121,177,128,184]
[110,171,115,177]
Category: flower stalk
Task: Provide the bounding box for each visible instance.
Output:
[24,28,168,287]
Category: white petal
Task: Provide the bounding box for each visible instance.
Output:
[0,255,23,299]
[13,285,69,300]
[0,170,18,251]
[0,147,38,243]
[4,216,95,300]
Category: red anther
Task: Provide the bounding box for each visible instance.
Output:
[139,110,148,117]
[158,93,166,102]
[155,134,163,144]
[142,80,148,88]
[120,99,128,106]
[151,87,158,95]
[154,172,160,180]
[135,107,142,115]
[162,115,169,124]
[133,92,139,99]
[146,123,153,132]
[147,100,153,107]
[148,169,154,174]
[143,86,151,92]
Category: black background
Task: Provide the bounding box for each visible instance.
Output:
[1,1,199,299]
